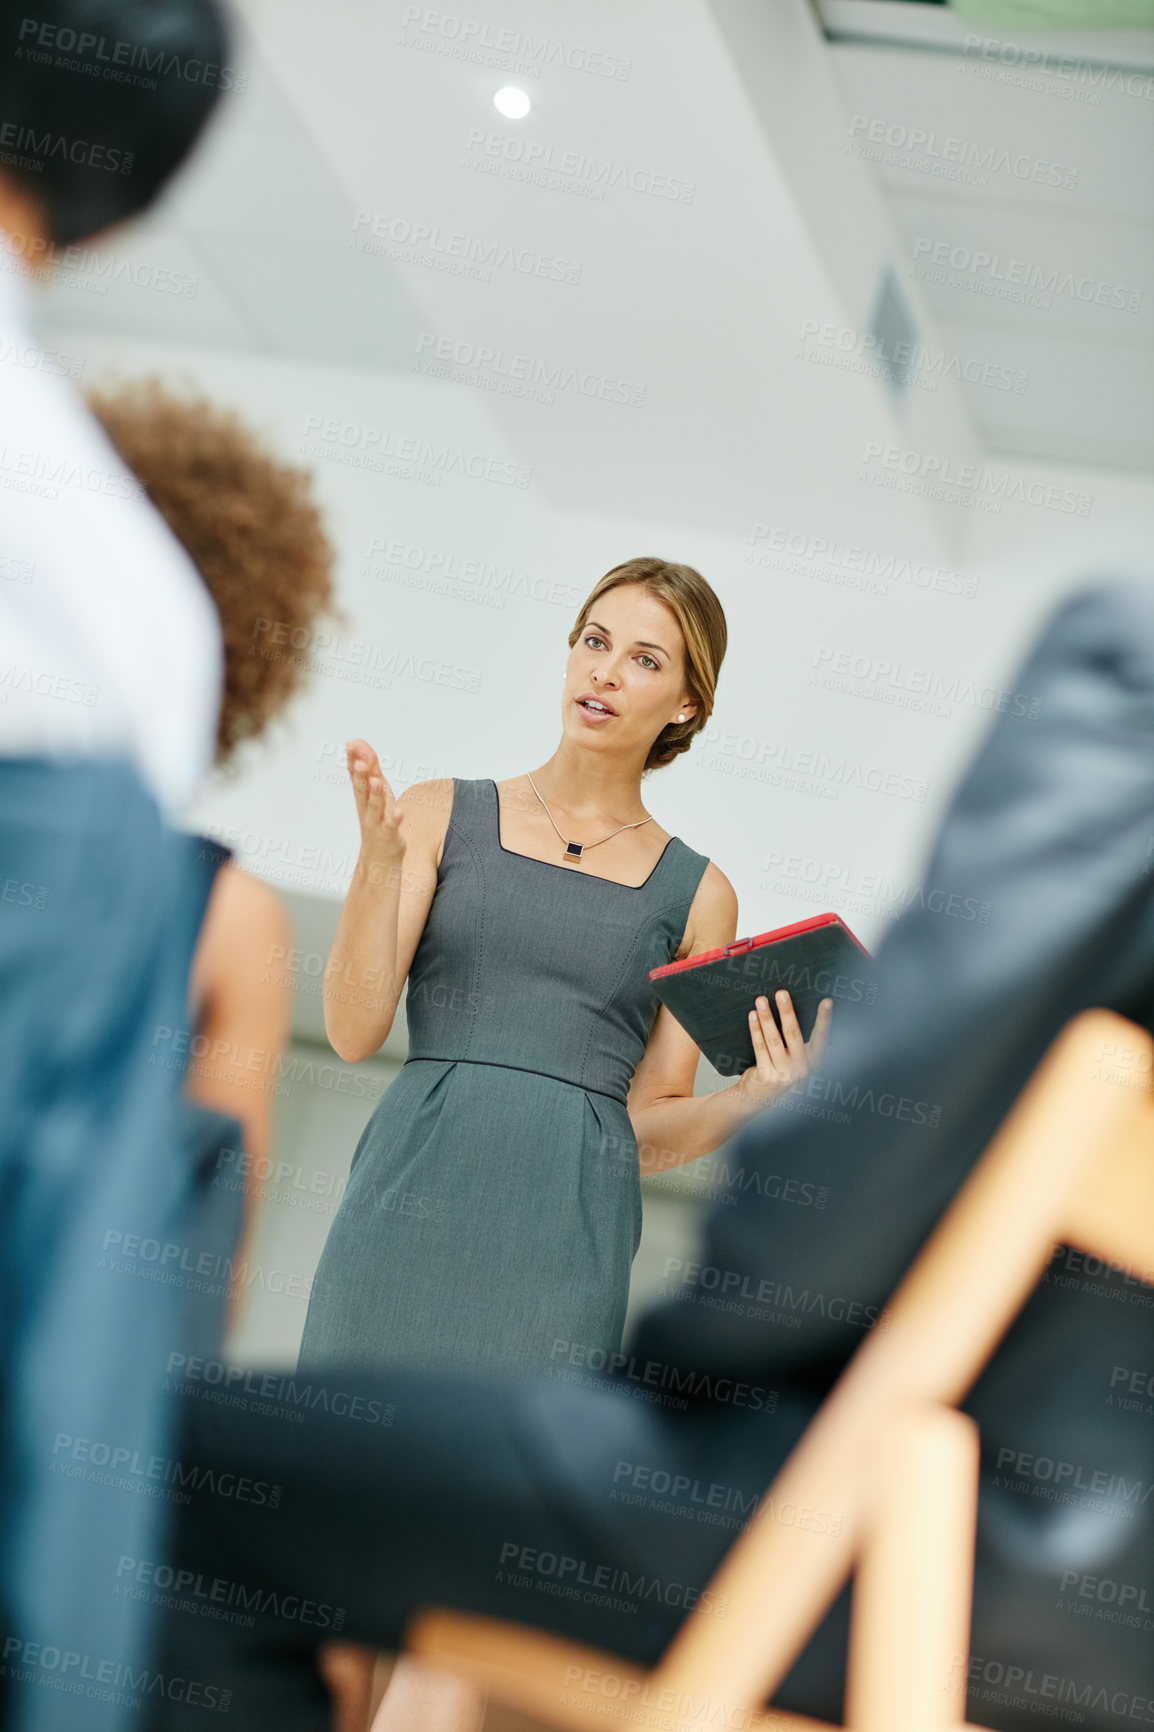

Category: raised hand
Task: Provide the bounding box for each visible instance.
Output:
[734,989,834,1112]
[346,738,405,866]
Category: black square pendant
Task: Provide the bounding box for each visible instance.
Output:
[564,840,584,861]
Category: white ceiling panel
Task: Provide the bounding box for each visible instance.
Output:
[945,318,1154,467]
[889,192,1154,344]
[827,20,1154,470]
[191,233,426,367]
[39,228,256,350]
[820,0,1154,66]
[833,39,1154,219]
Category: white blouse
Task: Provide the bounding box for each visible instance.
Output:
[0,242,222,818]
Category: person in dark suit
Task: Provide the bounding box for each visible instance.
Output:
[149,574,1154,1732]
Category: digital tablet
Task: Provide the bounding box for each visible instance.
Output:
[648,912,874,1077]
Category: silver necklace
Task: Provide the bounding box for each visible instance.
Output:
[525,772,653,864]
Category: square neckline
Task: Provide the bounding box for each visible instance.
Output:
[487,778,676,891]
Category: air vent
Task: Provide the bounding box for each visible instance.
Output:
[866,264,920,407]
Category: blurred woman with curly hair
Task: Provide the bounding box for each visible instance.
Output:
[90,378,385,1730]
[88,378,340,1343]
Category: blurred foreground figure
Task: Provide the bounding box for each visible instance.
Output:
[88,378,338,1353]
[151,577,1154,1732]
[0,6,232,1730]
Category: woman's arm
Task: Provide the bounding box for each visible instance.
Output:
[186,864,296,1334]
[323,751,452,1064]
[626,864,832,1173]
[186,863,294,1167]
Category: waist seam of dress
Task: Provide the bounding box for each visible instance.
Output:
[402,1052,628,1106]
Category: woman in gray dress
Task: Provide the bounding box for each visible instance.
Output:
[299,555,832,1387]
[300,555,833,1730]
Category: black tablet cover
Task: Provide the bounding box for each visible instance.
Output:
[649,912,874,1076]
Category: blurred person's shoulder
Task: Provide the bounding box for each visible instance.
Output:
[1044,572,1154,663]
[193,863,291,1010]
[206,863,290,949]
[1023,576,1154,732]
[0,271,222,805]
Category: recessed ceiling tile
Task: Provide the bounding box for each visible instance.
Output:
[37,229,257,348]
[192,232,427,366]
[888,190,1154,344]
[952,318,1154,469]
[831,40,1154,220]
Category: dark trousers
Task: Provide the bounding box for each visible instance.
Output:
[145,1369,829,1730]
[146,1356,1154,1732]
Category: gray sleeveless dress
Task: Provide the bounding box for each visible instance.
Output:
[298,776,710,1378]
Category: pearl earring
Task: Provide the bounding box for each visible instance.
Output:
[677,713,686,723]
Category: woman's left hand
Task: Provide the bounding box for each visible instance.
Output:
[732,990,833,1113]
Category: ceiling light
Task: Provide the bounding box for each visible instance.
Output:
[493,86,531,119]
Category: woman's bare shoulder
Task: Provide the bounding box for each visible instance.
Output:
[677,860,739,958]
[399,773,455,800]
[395,775,459,868]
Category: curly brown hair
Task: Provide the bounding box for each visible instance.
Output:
[568,556,727,773]
[87,377,343,768]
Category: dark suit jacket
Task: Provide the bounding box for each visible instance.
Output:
[633,575,1154,1403]
[606,576,1154,1711]
[532,577,1153,1722]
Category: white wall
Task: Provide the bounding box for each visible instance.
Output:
[48,319,1152,958]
